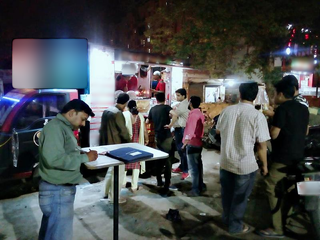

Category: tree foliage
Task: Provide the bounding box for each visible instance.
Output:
[145,0,320,79]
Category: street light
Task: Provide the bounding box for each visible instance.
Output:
[286,47,291,55]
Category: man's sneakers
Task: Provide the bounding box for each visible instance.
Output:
[181,172,190,180]
[169,185,178,191]
[183,190,200,197]
[172,167,183,173]
[173,168,190,180]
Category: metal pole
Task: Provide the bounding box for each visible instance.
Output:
[113,166,119,240]
[315,72,319,98]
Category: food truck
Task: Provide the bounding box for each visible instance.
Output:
[0,43,188,182]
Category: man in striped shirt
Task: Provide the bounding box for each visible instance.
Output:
[216,82,270,234]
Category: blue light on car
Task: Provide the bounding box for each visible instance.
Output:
[2,96,20,102]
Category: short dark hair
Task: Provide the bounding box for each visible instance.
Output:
[61,99,95,117]
[239,82,258,101]
[155,92,165,102]
[282,75,299,90]
[175,88,187,98]
[274,78,295,99]
[190,96,201,108]
[116,93,130,104]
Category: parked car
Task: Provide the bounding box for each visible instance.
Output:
[0,88,78,182]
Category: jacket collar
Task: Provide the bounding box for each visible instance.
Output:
[57,113,73,129]
[190,108,201,114]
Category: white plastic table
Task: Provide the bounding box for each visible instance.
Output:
[82,143,168,240]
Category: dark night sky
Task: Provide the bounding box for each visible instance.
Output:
[0,0,132,67]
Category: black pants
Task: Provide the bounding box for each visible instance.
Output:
[155,137,173,189]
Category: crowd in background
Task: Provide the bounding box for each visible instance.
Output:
[37,74,312,239]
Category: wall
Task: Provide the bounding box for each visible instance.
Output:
[183,69,210,101]
[88,44,115,147]
[171,67,183,99]
[187,82,205,101]
[305,96,320,107]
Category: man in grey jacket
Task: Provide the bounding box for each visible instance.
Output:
[38,99,98,240]
[100,93,131,203]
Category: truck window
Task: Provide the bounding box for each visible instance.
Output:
[15,94,66,130]
[43,94,66,117]
[0,97,19,127]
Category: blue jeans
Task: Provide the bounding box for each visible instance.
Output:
[220,169,256,233]
[174,128,188,173]
[186,145,203,195]
[38,180,76,240]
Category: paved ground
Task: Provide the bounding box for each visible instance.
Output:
[0,148,315,240]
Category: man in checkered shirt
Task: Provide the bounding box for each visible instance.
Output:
[216,82,270,234]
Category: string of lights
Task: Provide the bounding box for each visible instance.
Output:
[285,24,318,66]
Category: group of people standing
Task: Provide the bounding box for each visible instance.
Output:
[147,90,205,197]
[100,88,206,201]
[36,74,310,239]
[217,75,309,237]
[116,70,166,96]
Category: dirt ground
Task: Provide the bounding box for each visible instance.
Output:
[0,148,315,240]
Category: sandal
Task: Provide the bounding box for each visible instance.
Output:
[256,228,284,238]
[129,186,143,193]
[230,224,251,234]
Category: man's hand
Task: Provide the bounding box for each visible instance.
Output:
[86,150,98,162]
[182,139,190,150]
[263,106,274,118]
[261,165,268,176]
[256,141,268,176]
[263,109,275,118]
[164,124,172,129]
[144,139,149,146]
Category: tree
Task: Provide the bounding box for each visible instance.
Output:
[144,0,320,80]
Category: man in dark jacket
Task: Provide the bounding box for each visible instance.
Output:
[100,93,131,203]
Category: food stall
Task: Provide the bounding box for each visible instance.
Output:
[111,49,191,148]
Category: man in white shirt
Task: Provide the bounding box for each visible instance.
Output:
[166,88,190,179]
[216,82,270,234]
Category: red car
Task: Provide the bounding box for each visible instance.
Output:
[0,89,78,182]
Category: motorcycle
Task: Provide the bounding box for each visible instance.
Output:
[295,157,320,239]
[204,114,221,150]
[267,125,320,239]
[272,156,320,239]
